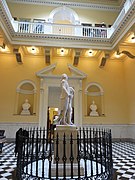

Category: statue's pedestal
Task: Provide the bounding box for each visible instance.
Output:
[90,110,99,116]
[20,110,30,115]
[54,125,78,163]
[51,125,84,177]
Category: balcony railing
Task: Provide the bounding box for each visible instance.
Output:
[13,21,108,38]
[0,0,134,40]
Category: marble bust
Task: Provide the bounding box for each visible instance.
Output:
[20,99,31,115]
[90,100,99,116]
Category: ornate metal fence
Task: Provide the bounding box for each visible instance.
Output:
[16,127,113,180]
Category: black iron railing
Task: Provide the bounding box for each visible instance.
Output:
[16,127,113,180]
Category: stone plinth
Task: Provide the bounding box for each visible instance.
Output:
[52,125,84,177]
[51,163,84,177]
[54,125,78,164]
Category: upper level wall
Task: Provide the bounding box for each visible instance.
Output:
[7,2,119,25]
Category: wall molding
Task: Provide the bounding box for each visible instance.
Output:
[7,0,121,11]
[1,122,135,140]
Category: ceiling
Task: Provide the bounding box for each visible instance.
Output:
[0,0,135,62]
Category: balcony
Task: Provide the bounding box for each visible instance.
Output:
[13,21,108,39]
[0,0,135,49]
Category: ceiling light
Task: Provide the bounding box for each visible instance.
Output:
[0,45,10,52]
[27,46,39,54]
[88,50,93,56]
[115,51,122,58]
[60,48,65,55]
[56,48,68,56]
[131,36,135,43]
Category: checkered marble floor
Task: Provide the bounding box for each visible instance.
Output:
[0,143,17,180]
[112,142,135,180]
[0,142,135,179]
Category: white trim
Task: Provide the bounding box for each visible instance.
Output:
[83,124,135,140]
[16,79,37,93]
[1,122,135,139]
[6,0,121,11]
[36,63,87,79]
[68,64,87,79]
[36,63,56,76]
[36,64,86,127]
[48,6,80,24]
[85,82,104,94]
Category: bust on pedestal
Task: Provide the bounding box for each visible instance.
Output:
[20,99,31,115]
[90,100,99,116]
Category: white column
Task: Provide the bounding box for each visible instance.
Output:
[14,91,19,114]
[73,79,83,126]
[101,93,105,115]
[39,78,46,127]
[33,90,37,114]
[78,80,83,126]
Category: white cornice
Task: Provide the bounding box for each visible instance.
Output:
[6,0,120,11]
[36,63,87,79]
[0,0,135,50]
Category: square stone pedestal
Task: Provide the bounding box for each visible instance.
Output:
[54,125,78,163]
[51,162,84,177]
[51,125,84,177]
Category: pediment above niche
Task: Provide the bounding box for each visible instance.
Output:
[36,63,87,79]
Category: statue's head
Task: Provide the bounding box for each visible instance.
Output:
[61,73,68,80]
[25,99,28,103]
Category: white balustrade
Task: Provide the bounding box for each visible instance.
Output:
[0,0,134,39]
[16,21,109,38]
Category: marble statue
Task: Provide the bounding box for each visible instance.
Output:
[67,87,75,125]
[20,99,31,115]
[53,74,74,125]
[90,100,99,116]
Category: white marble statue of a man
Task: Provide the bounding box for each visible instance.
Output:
[67,87,75,125]
[53,73,75,125]
[59,73,70,125]
[21,99,31,115]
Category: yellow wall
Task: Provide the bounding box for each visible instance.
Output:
[7,2,118,25]
[78,58,128,125]
[0,53,130,125]
[124,56,135,124]
[74,9,118,25]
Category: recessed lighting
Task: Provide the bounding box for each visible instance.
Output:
[0,45,10,53]
[27,46,39,54]
[60,48,65,55]
[131,36,135,43]
[114,51,123,58]
[88,50,93,56]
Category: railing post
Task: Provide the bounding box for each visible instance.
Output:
[48,128,52,179]
[55,133,59,179]
[70,133,74,178]
[83,128,87,178]
[62,133,67,178]
[77,132,81,178]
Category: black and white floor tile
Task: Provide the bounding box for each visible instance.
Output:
[0,143,17,180]
[112,142,135,179]
[0,142,135,179]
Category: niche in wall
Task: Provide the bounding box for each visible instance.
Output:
[14,80,37,115]
[85,82,105,116]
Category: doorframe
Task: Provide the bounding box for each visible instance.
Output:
[36,64,87,128]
